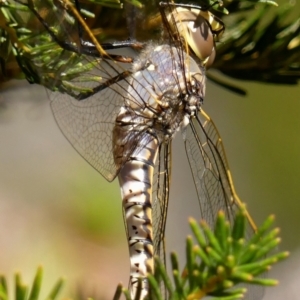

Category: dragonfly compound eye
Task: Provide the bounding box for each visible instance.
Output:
[173,9,215,63]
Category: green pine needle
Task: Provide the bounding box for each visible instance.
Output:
[0,207,289,300]
[0,268,64,300]
[115,207,289,300]
[2,0,298,91]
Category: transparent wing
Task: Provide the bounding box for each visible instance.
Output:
[151,142,171,297]
[49,48,146,181]
[50,77,127,181]
[13,0,157,181]
[184,110,256,234]
[184,110,264,300]
[152,142,171,262]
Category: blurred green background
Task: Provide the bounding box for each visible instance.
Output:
[0,76,299,299]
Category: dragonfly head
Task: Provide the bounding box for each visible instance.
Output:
[170,7,224,68]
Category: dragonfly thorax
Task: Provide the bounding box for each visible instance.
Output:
[114,44,205,143]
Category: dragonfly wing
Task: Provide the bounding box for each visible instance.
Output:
[184,111,236,227]
[50,75,127,182]
[47,43,138,182]
[153,142,171,259]
[151,141,171,295]
[15,0,149,181]
[184,110,256,233]
[184,110,264,300]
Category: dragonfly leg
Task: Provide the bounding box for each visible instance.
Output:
[74,0,144,55]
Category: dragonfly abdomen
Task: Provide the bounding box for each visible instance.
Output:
[118,137,159,299]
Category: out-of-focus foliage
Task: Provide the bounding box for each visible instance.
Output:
[213,3,300,85]
[0,267,64,300]
[0,0,298,91]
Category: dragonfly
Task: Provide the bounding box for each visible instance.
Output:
[7,0,259,298]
